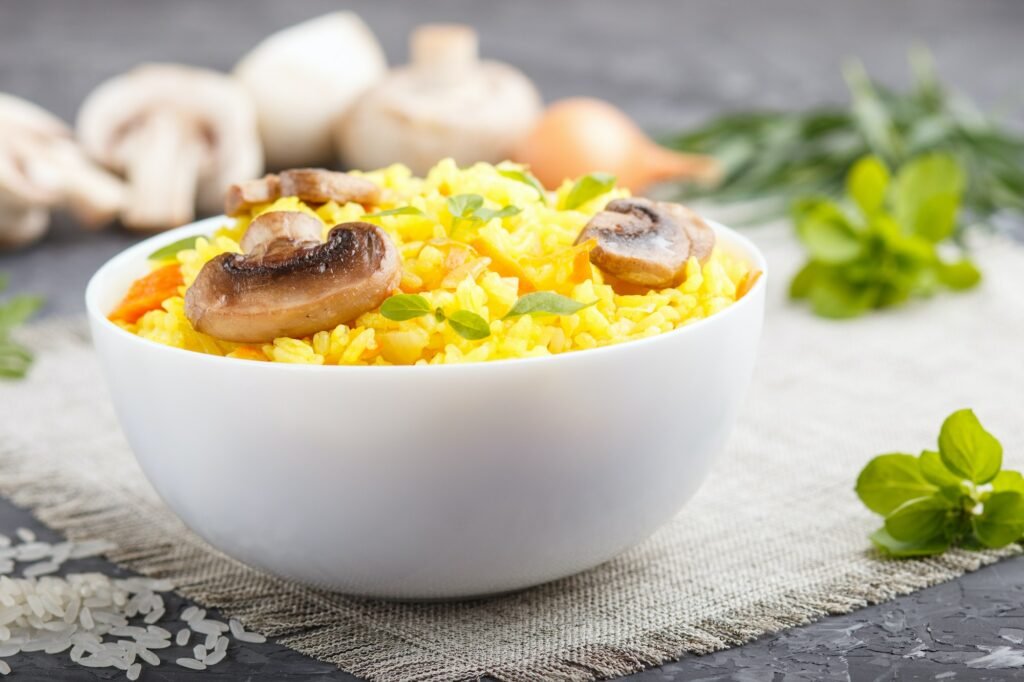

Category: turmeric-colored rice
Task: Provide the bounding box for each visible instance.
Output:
[115,160,753,365]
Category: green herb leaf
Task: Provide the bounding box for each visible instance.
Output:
[892,153,964,242]
[475,205,522,222]
[918,450,964,490]
[808,275,872,319]
[870,527,951,558]
[504,292,595,319]
[793,199,863,264]
[972,491,1024,548]
[148,236,200,262]
[937,259,981,290]
[562,173,616,211]
[446,310,491,340]
[447,194,485,220]
[498,168,547,203]
[938,408,1002,484]
[992,471,1024,495]
[379,294,433,321]
[364,206,426,218]
[884,495,952,543]
[847,155,890,217]
[0,295,44,331]
[856,453,938,515]
[788,262,821,300]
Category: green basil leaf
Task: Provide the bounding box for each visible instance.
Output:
[892,153,964,242]
[856,453,938,516]
[870,527,950,558]
[919,450,964,490]
[938,408,1002,484]
[809,275,873,319]
[446,310,491,340]
[992,470,1024,495]
[884,495,953,542]
[847,155,890,217]
[562,173,617,211]
[972,491,1024,548]
[498,168,547,203]
[447,194,485,219]
[148,236,200,261]
[364,206,426,218]
[474,205,522,222]
[794,199,863,264]
[937,259,981,291]
[379,294,433,321]
[788,261,821,300]
[0,339,34,379]
[504,292,596,319]
[0,294,44,332]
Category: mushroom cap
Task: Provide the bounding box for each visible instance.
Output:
[225,169,381,217]
[338,24,542,175]
[576,198,716,289]
[77,63,262,215]
[238,209,322,255]
[185,218,400,343]
[234,12,387,169]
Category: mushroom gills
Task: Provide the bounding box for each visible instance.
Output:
[185,213,400,343]
[575,198,715,289]
[224,169,380,216]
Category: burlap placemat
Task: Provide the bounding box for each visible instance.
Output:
[1,224,1022,682]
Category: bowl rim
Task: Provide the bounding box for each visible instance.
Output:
[85,215,768,373]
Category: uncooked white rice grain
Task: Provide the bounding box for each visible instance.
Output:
[80,606,94,630]
[0,644,20,657]
[176,657,206,670]
[194,643,206,661]
[180,606,198,621]
[215,635,228,653]
[205,630,218,649]
[127,662,141,681]
[14,528,34,543]
[205,649,226,665]
[175,628,190,646]
[147,625,171,639]
[0,659,9,675]
[143,607,164,624]
[0,535,9,548]
[137,646,159,666]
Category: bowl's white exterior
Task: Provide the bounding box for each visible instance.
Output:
[86,216,766,599]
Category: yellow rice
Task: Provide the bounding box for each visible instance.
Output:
[118,160,752,366]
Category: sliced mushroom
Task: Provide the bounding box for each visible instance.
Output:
[224,169,380,216]
[77,64,262,231]
[185,212,400,343]
[575,197,716,289]
[0,93,125,248]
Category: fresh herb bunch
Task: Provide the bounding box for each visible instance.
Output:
[857,409,1022,558]
[379,291,594,342]
[447,194,521,236]
[0,273,44,379]
[790,153,980,318]
[663,50,1024,232]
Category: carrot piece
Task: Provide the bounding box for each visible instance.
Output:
[736,270,763,300]
[570,239,596,283]
[471,237,537,294]
[108,264,184,324]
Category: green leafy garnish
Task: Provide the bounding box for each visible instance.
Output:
[378,294,491,341]
[789,153,980,319]
[662,49,1024,232]
[0,273,44,380]
[446,194,521,236]
[856,408,1022,557]
[148,236,200,262]
[562,173,617,211]
[364,206,426,219]
[504,292,595,319]
[379,294,433,321]
[498,168,548,204]
[445,310,491,340]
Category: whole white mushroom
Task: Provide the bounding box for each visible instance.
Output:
[234,12,388,169]
[337,24,542,175]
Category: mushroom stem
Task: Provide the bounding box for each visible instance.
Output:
[45,140,125,228]
[120,111,205,231]
[0,198,48,249]
[411,24,479,83]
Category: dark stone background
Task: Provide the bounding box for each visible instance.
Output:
[2,1,1023,679]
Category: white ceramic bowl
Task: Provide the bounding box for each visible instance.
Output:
[86,216,767,599]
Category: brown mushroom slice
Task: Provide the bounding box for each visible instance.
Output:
[575,197,716,289]
[185,217,400,343]
[225,174,279,216]
[277,168,380,206]
[237,210,322,258]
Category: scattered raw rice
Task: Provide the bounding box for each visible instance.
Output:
[0,531,269,677]
[229,618,266,644]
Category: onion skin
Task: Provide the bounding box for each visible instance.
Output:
[513,98,721,192]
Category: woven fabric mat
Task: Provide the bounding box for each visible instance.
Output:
[2,224,1023,682]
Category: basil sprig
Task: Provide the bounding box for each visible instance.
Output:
[148,236,200,262]
[790,153,980,319]
[0,273,44,380]
[561,173,616,211]
[503,292,595,318]
[447,194,521,236]
[857,409,1022,557]
[498,168,547,204]
[380,294,491,341]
